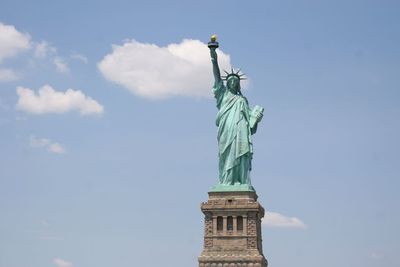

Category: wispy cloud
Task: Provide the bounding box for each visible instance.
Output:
[71,52,88,63]
[48,143,65,154]
[0,23,83,77]
[34,41,72,76]
[34,41,56,58]
[262,211,307,229]
[53,258,72,267]
[53,57,69,73]
[0,99,10,110]
[369,252,384,260]
[16,84,104,115]
[98,39,233,99]
[29,220,63,241]
[29,135,66,154]
[40,220,51,227]
[0,68,19,81]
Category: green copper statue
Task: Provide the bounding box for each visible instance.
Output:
[208,35,264,192]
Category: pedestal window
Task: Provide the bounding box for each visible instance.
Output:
[237,216,243,231]
[217,216,223,232]
[227,216,233,231]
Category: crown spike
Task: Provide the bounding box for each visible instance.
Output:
[221,67,247,81]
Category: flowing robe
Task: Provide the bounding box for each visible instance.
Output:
[213,80,253,185]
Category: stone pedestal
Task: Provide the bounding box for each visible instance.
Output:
[198,191,268,267]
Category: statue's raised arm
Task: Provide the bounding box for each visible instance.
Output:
[208,35,222,85]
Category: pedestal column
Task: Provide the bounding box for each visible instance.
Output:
[198,191,268,267]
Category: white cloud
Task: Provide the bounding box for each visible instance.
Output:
[53,258,72,267]
[98,39,232,99]
[0,23,31,62]
[34,41,56,58]
[71,52,88,63]
[53,57,69,73]
[30,135,66,154]
[48,143,65,154]
[262,211,307,229]
[0,68,19,81]
[16,85,104,115]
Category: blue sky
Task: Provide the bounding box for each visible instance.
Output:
[0,0,399,267]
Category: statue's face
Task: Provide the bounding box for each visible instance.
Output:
[227,77,240,94]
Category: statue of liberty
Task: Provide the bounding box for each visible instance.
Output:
[208,35,264,192]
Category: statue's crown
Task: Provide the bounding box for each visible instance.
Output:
[221,68,246,81]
